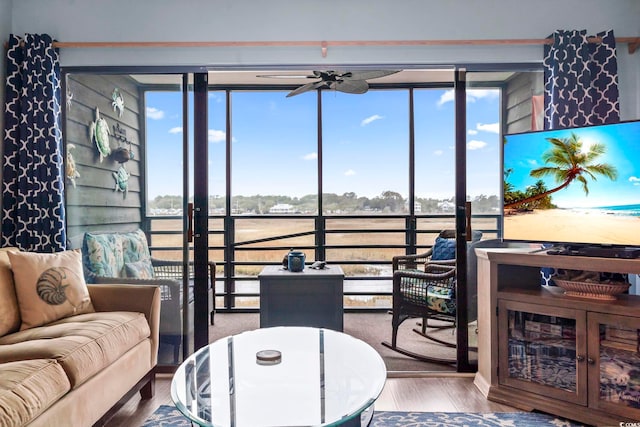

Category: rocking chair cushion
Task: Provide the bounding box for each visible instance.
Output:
[431,237,456,260]
[400,273,455,304]
[400,282,456,315]
[426,284,456,314]
[426,294,456,314]
[427,284,455,299]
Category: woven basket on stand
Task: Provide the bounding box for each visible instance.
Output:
[554,279,631,301]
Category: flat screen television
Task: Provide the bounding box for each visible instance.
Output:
[502,120,640,256]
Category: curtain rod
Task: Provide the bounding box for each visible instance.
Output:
[6,37,640,55]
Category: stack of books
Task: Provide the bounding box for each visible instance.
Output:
[601,326,639,353]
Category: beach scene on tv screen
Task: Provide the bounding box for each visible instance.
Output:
[503,121,640,246]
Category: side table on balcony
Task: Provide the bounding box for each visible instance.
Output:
[258,265,345,331]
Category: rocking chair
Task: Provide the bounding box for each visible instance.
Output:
[381,229,481,364]
[382,262,458,364]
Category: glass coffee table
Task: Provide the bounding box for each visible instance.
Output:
[171,326,387,426]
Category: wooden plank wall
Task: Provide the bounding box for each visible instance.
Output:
[65,74,145,249]
[503,72,544,135]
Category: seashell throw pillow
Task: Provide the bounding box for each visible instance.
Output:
[8,250,95,330]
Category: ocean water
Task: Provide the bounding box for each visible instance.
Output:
[594,203,640,217]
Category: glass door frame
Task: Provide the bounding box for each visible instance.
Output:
[457,64,544,372]
[191,72,210,352]
[454,68,471,371]
[60,66,213,367]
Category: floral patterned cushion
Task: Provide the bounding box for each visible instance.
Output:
[83,229,152,282]
[426,285,456,315]
[120,229,152,264]
[124,259,155,279]
[82,233,123,281]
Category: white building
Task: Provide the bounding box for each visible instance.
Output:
[269,203,296,214]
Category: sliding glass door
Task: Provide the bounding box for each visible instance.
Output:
[63,71,213,367]
[62,66,541,372]
[460,68,544,370]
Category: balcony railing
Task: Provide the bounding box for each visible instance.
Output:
[144,213,501,313]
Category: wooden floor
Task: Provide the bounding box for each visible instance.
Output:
[107,373,520,426]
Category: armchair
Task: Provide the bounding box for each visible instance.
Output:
[81,229,215,364]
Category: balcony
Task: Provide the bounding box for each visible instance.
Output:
[144,213,501,313]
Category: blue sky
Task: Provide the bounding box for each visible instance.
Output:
[504,121,640,208]
[145,88,501,200]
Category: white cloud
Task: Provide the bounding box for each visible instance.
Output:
[437,90,455,107]
[303,152,317,160]
[361,114,383,126]
[527,159,539,166]
[467,140,487,150]
[434,149,444,156]
[344,169,356,176]
[468,89,499,101]
[209,93,223,103]
[629,176,640,182]
[468,129,478,135]
[476,122,500,134]
[168,127,233,143]
[146,107,165,120]
[208,129,226,143]
[437,88,499,107]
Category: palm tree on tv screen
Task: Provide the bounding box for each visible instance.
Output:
[504,132,618,210]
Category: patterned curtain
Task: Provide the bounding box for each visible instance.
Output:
[540,30,619,286]
[2,34,66,252]
[543,29,620,129]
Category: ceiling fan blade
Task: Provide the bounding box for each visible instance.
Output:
[340,70,400,81]
[286,81,326,97]
[334,79,369,94]
[257,73,316,79]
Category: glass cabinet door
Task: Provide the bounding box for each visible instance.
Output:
[498,300,587,405]
[588,312,640,419]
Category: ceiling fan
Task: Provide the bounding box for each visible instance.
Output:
[257,70,400,97]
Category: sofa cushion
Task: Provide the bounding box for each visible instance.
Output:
[0,359,71,427]
[0,248,21,337]
[0,311,150,388]
[8,250,94,331]
[83,229,152,281]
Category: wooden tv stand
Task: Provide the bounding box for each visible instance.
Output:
[474,248,640,426]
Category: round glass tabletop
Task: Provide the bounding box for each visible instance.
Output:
[170,326,387,427]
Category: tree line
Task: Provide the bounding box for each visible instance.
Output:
[150,192,500,214]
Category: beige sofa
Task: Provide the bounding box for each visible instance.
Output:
[0,249,160,427]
